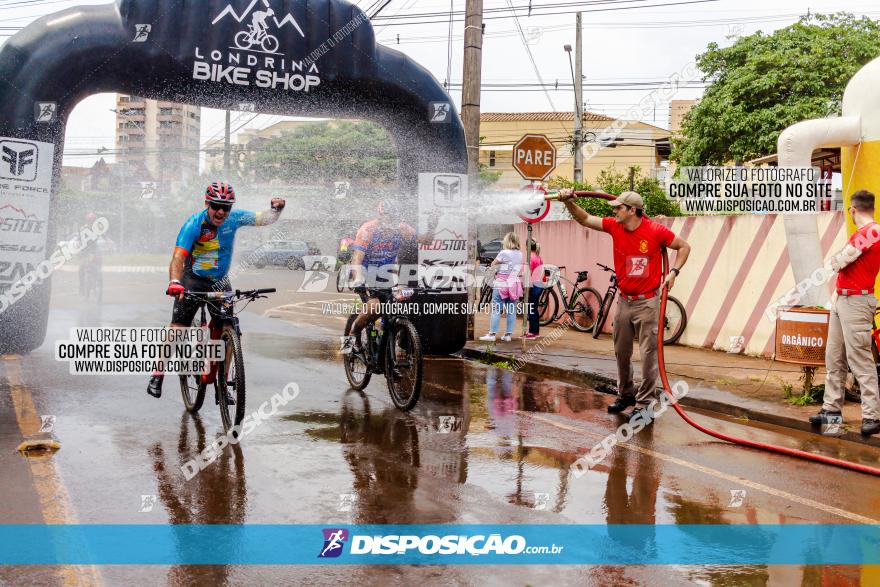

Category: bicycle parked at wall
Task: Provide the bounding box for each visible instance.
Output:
[592,263,687,345]
[343,287,442,411]
[536,266,602,332]
[178,288,276,433]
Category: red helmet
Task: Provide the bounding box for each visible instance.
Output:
[84,212,98,223]
[205,182,236,204]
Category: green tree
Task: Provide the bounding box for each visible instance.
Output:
[243,121,397,188]
[548,165,681,217]
[672,13,880,166]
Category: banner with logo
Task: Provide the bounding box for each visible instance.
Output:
[2,524,879,565]
[418,173,468,292]
[0,137,54,290]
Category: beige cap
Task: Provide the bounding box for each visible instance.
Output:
[609,191,644,209]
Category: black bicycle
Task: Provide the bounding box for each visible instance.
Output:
[178,288,276,434]
[343,287,440,411]
[536,265,602,332]
[592,263,687,345]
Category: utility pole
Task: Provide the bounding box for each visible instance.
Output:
[461,0,483,188]
[573,12,584,184]
[461,0,483,341]
[224,109,231,177]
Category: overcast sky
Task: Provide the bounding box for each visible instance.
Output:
[3,0,874,168]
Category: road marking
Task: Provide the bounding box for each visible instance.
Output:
[527,412,880,525]
[1,356,103,586]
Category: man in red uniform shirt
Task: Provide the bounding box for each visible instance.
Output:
[810,190,880,436]
[560,190,691,422]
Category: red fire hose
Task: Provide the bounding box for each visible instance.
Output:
[567,190,880,476]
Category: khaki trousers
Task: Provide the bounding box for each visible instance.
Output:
[823,294,880,420]
[613,296,661,406]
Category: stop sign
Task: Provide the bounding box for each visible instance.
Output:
[513,134,557,181]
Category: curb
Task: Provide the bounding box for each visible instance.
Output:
[459,346,880,450]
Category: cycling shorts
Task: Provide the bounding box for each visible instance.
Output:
[171,272,231,326]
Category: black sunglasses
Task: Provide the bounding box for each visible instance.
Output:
[208,202,232,212]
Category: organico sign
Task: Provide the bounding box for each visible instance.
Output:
[193,1,322,92]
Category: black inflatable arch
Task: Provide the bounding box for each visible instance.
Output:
[0,0,468,355]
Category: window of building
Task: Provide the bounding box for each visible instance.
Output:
[489,151,496,167]
[160,107,174,116]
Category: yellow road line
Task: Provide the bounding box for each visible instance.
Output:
[2,356,103,586]
[527,412,880,525]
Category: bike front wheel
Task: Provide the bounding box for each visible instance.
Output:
[217,325,246,434]
[538,288,558,327]
[385,318,423,411]
[344,315,371,391]
[662,295,687,345]
[569,287,602,332]
[262,34,280,53]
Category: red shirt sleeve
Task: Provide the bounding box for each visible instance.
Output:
[653,221,675,247]
[601,217,615,234]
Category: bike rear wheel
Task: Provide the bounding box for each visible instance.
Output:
[217,325,246,434]
[385,318,423,411]
[179,374,206,413]
[663,295,687,345]
[593,291,615,339]
[569,287,602,332]
[344,315,371,391]
[336,269,346,293]
[538,288,559,327]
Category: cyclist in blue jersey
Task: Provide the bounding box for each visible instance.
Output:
[147,182,285,399]
[345,200,438,351]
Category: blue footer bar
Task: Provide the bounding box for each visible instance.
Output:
[1,525,878,565]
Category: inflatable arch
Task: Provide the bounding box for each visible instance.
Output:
[0,0,468,355]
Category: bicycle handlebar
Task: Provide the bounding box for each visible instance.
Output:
[597,263,614,273]
[183,288,276,301]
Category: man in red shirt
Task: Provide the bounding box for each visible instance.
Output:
[810,190,880,436]
[560,190,691,422]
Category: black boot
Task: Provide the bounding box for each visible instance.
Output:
[861,419,880,436]
[147,375,163,399]
[607,396,636,414]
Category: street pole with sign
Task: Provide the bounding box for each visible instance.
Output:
[512,135,557,344]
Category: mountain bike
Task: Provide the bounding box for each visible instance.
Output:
[342,287,441,411]
[592,263,687,345]
[178,288,276,434]
[234,25,280,53]
[536,265,602,332]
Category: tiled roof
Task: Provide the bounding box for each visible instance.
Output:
[480,111,616,122]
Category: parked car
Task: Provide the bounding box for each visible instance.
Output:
[478,239,504,264]
[249,240,311,270]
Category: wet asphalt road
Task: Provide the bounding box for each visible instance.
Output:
[1,269,880,586]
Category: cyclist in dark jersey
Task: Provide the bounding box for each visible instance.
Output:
[146,182,285,399]
[346,200,438,349]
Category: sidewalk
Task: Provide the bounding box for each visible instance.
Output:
[462,312,880,448]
